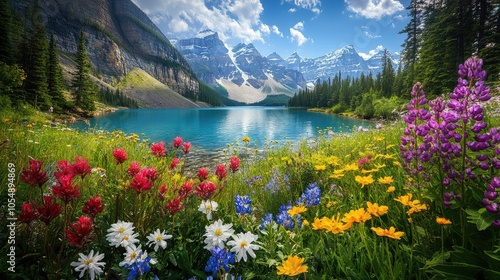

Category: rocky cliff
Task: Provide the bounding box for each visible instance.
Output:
[12,0,198,96]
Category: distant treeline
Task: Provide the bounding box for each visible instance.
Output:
[97,88,139,109]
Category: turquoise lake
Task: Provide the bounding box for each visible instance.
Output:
[74,107,371,151]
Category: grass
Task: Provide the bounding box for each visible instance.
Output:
[0,105,499,279]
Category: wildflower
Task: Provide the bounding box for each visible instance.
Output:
[277,255,308,276]
[394,194,413,206]
[203,219,234,250]
[436,217,452,225]
[130,172,152,193]
[112,148,128,164]
[229,156,240,173]
[242,136,251,143]
[296,182,321,207]
[198,200,219,220]
[18,202,39,224]
[358,155,372,169]
[343,163,358,171]
[276,203,295,229]
[366,202,389,217]
[387,186,396,193]
[151,142,166,157]
[82,196,104,219]
[259,213,274,230]
[314,164,326,171]
[288,206,307,217]
[378,176,394,185]
[215,164,228,181]
[197,168,209,181]
[72,156,92,179]
[227,231,260,262]
[179,180,194,198]
[54,160,74,179]
[371,226,405,240]
[106,221,139,248]
[235,194,252,215]
[355,175,374,188]
[65,215,95,247]
[125,251,156,279]
[173,136,183,148]
[119,244,142,267]
[169,157,181,170]
[342,208,371,226]
[302,220,310,227]
[182,142,191,154]
[406,203,428,215]
[196,181,217,200]
[205,246,235,277]
[146,229,173,252]
[36,196,62,225]
[20,159,48,188]
[165,197,184,214]
[127,161,141,177]
[70,250,105,280]
[52,175,80,204]
[311,218,324,230]
[321,214,349,234]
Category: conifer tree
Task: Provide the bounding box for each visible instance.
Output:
[0,0,15,64]
[380,49,395,97]
[47,33,67,112]
[71,31,97,113]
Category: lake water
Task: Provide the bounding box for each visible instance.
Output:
[74,107,371,151]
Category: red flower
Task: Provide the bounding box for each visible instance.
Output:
[215,164,227,181]
[151,142,166,157]
[112,148,128,164]
[127,161,141,177]
[159,184,168,200]
[229,156,240,173]
[36,196,62,225]
[72,156,91,179]
[142,166,158,182]
[173,136,183,148]
[130,172,152,193]
[165,196,184,214]
[20,159,48,188]
[52,175,80,204]
[54,160,74,180]
[358,155,373,169]
[82,196,104,218]
[178,180,193,198]
[65,215,94,248]
[197,167,209,181]
[196,181,217,200]
[18,202,39,224]
[182,142,191,154]
[169,158,181,170]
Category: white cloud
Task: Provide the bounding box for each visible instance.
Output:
[131,0,266,43]
[288,8,297,13]
[293,21,305,31]
[284,0,322,14]
[358,45,385,60]
[290,27,308,46]
[364,31,381,39]
[272,25,284,37]
[344,0,404,19]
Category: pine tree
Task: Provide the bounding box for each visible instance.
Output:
[47,33,67,112]
[71,31,97,113]
[380,49,395,97]
[0,0,15,64]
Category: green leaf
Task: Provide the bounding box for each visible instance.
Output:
[466,208,497,231]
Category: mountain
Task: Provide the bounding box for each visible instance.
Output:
[174,31,306,104]
[11,0,201,108]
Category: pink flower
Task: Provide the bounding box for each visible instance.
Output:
[82,196,104,218]
[127,161,141,177]
[20,159,48,188]
[182,142,192,154]
[196,181,217,200]
[52,175,80,204]
[197,168,209,181]
[358,155,372,169]
[18,202,39,224]
[169,158,180,170]
[178,180,193,199]
[173,136,183,148]
[130,172,152,193]
[112,148,128,164]
[230,156,240,173]
[215,164,227,181]
[151,142,166,157]
[36,196,62,225]
[65,215,94,248]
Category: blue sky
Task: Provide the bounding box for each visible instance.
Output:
[131,0,410,59]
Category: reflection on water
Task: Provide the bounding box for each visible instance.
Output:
[74,107,370,151]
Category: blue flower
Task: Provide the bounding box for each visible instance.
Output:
[276,203,294,230]
[259,213,274,230]
[296,182,321,207]
[125,253,153,280]
[235,194,252,215]
[205,246,235,277]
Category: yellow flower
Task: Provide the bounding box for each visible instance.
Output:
[373,136,385,141]
[344,163,358,171]
[383,154,395,159]
[436,217,452,225]
[386,186,396,193]
[302,220,309,227]
[406,203,427,215]
[378,176,394,185]
[361,168,379,174]
[242,136,251,143]
[277,255,308,276]
[355,175,374,188]
[342,208,372,225]
[312,218,324,230]
[329,169,345,179]
[325,156,340,166]
[288,206,307,217]
[371,226,404,240]
[393,161,402,167]
[366,202,389,217]
[314,164,327,171]
[322,213,349,234]
[394,194,413,206]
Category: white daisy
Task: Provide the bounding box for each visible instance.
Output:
[119,244,141,267]
[203,219,234,250]
[137,250,158,265]
[106,220,135,247]
[118,232,140,248]
[198,200,218,220]
[146,229,173,252]
[70,250,105,280]
[227,231,260,262]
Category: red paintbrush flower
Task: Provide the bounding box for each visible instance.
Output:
[165,196,184,214]
[142,166,158,182]
[112,148,128,164]
[18,202,39,224]
[127,161,141,177]
[215,164,227,181]
[36,196,62,225]
[229,156,240,173]
[169,158,180,170]
[82,196,104,218]
[159,184,168,200]
[52,174,80,204]
[195,181,217,200]
[54,160,74,180]
[20,159,48,188]
[197,167,209,181]
[178,180,193,198]
[72,156,91,179]
[65,215,94,248]
[173,136,183,149]
[182,142,191,154]
[151,142,166,157]
[130,172,152,193]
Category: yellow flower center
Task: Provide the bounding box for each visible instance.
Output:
[215,229,222,236]
[122,235,129,241]
[84,259,93,265]
[240,241,248,248]
[130,252,137,259]
[156,235,163,241]
[118,227,125,233]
